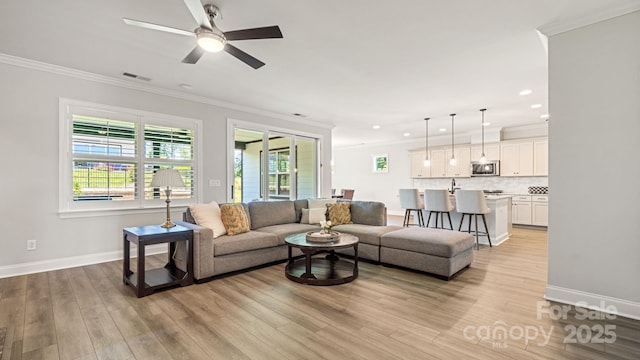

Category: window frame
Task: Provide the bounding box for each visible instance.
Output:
[59,98,203,217]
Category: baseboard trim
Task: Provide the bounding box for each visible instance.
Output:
[545,285,640,320]
[0,244,167,279]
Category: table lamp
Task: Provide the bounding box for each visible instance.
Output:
[150,169,185,228]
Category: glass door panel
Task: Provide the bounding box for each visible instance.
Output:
[267,133,292,200]
[233,128,264,203]
[295,137,316,199]
[232,125,318,202]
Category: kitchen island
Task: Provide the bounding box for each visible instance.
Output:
[420,194,512,246]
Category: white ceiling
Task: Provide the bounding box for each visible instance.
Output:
[1,0,638,147]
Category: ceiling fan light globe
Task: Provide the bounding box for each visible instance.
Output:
[196,29,226,52]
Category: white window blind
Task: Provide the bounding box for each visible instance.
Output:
[60,99,201,214]
[143,124,195,200]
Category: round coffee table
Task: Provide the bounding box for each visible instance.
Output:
[284,232,359,285]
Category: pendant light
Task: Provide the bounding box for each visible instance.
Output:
[479,108,487,164]
[449,113,457,166]
[423,117,430,167]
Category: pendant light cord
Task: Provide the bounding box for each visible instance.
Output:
[424,117,430,160]
[450,113,456,159]
[480,108,486,156]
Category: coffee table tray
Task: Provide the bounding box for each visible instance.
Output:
[305,231,341,243]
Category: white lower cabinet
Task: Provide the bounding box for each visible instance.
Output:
[512,195,548,226]
[531,195,549,226]
[512,197,533,225]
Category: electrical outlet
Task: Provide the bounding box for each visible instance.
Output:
[27,240,37,251]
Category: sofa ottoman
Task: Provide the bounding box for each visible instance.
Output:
[380,227,475,279]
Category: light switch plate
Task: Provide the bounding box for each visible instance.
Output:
[209,179,221,187]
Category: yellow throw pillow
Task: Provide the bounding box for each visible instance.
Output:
[327,202,352,225]
[219,204,250,236]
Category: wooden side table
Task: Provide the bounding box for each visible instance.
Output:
[123,224,193,297]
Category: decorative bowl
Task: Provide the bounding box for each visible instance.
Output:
[305,231,341,243]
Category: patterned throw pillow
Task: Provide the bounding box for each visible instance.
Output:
[327,202,352,225]
[219,204,250,236]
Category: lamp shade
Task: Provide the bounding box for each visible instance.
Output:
[150,169,185,188]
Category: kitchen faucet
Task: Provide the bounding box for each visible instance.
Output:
[450,178,456,194]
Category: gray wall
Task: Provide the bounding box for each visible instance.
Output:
[547,11,640,318]
[0,60,332,275]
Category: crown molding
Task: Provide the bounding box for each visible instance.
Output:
[0,53,334,130]
[538,2,640,36]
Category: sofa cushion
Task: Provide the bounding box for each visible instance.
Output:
[327,202,352,225]
[248,201,297,230]
[350,201,386,226]
[188,201,227,238]
[381,228,475,258]
[293,199,308,222]
[333,224,403,246]
[214,231,278,256]
[220,204,250,235]
[308,198,336,209]
[256,223,319,244]
[300,208,327,224]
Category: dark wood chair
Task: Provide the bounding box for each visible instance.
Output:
[341,189,355,200]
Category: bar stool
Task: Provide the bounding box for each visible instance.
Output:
[455,190,492,249]
[399,189,425,227]
[424,189,455,230]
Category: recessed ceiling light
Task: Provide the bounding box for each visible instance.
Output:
[403,132,411,137]
[519,89,533,96]
[439,128,446,132]
[540,114,550,119]
[531,104,542,109]
[372,125,381,130]
[179,83,193,89]
[483,122,491,126]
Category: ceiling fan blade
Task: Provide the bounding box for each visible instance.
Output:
[224,26,283,41]
[123,18,194,37]
[224,44,265,69]
[181,46,206,64]
[183,0,212,29]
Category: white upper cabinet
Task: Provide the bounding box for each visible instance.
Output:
[533,139,548,176]
[429,148,448,178]
[446,146,471,177]
[500,141,534,176]
[410,150,429,178]
[410,137,547,179]
[471,143,500,162]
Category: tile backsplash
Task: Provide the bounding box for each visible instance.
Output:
[413,176,548,195]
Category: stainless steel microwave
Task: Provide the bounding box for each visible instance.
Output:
[471,160,500,176]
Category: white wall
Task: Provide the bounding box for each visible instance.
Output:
[332,141,417,212]
[0,59,332,276]
[546,11,640,319]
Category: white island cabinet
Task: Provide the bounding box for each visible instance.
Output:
[420,194,513,246]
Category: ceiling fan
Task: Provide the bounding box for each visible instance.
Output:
[123,0,283,69]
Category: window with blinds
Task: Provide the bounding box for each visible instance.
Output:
[72,116,137,201]
[60,99,201,213]
[143,124,194,200]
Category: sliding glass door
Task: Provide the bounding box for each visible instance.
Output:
[232,125,318,202]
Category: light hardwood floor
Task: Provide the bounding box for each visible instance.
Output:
[0,223,638,359]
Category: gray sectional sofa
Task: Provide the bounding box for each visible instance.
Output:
[175,199,474,281]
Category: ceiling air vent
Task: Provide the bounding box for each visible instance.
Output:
[122,72,151,81]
